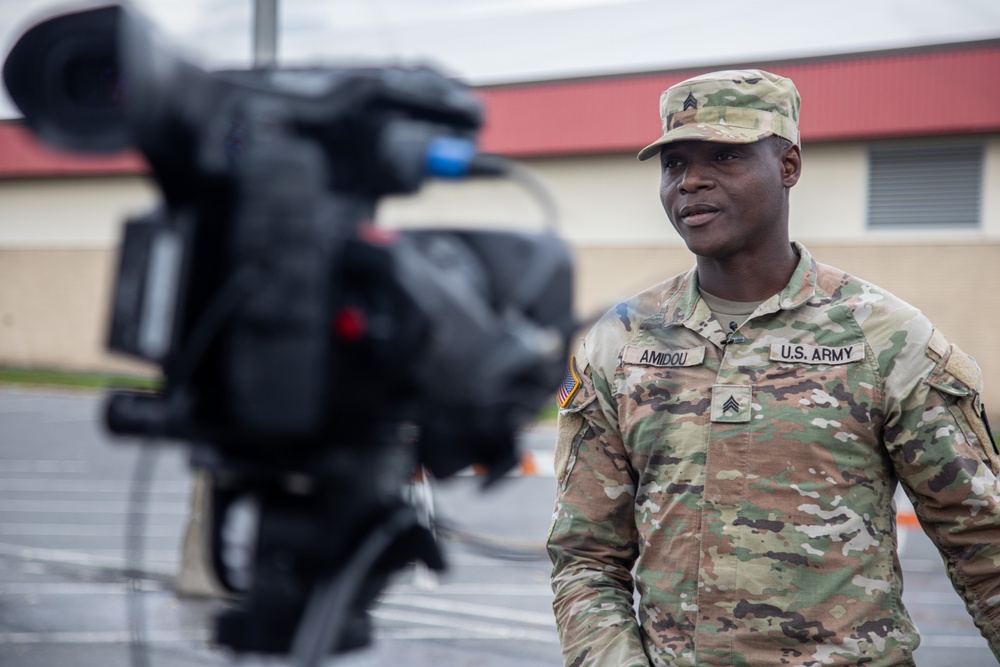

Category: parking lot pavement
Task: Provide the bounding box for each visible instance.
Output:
[0,387,562,666]
[0,387,997,666]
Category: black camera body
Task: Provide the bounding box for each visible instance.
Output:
[4,4,574,660]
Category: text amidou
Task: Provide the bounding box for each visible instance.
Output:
[638,350,691,366]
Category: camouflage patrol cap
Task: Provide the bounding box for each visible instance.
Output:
[636,69,801,161]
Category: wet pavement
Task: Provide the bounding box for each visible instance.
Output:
[0,387,996,666]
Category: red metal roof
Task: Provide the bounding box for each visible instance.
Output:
[476,40,1000,156]
[0,123,146,178]
[2,40,999,177]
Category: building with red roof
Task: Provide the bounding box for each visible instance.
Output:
[1,39,999,406]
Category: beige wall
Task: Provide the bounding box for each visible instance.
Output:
[571,242,1000,412]
[0,175,157,247]
[381,140,1000,413]
[382,136,1000,245]
[0,247,154,374]
[2,138,998,411]
[3,241,995,411]
[381,153,672,243]
[0,175,158,375]
[790,137,1000,241]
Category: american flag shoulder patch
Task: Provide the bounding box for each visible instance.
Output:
[557,355,582,408]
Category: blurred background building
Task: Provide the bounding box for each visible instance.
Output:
[1,2,999,410]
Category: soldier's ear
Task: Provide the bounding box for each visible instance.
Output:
[780,143,802,188]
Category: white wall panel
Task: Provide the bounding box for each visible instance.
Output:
[0,176,156,248]
[380,154,681,245]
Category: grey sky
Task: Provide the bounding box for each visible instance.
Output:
[2,0,999,119]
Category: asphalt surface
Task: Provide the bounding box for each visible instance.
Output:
[0,387,996,666]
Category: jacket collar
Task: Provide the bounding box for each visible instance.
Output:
[663,241,818,333]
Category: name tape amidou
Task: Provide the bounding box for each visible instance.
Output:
[622,346,706,367]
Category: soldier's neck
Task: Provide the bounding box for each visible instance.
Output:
[695,242,798,302]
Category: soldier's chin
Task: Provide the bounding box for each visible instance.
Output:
[678,237,734,261]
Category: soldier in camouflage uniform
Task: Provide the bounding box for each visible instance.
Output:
[547,69,1000,666]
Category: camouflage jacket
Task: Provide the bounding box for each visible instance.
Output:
[548,243,1000,666]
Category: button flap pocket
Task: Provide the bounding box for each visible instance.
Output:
[925,339,983,398]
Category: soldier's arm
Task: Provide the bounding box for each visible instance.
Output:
[547,353,648,667]
[885,329,1000,658]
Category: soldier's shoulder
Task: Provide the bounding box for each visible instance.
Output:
[816,262,926,326]
[585,272,689,372]
[590,273,687,339]
[815,261,935,375]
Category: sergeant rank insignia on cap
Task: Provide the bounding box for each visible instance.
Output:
[558,356,582,408]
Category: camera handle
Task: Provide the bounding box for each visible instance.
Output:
[290,506,429,667]
[209,434,445,660]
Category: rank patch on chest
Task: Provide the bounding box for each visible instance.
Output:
[622,345,706,367]
[769,342,864,365]
[711,385,752,423]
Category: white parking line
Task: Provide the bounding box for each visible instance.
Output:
[0,629,211,644]
[918,634,991,648]
[0,460,90,473]
[899,559,940,573]
[0,542,178,574]
[0,581,164,595]
[0,524,181,537]
[391,583,553,597]
[383,594,554,627]
[374,626,553,642]
[0,499,188,514]
[0,479,191,493]
[372,608,558,644]
[902,591,966,605]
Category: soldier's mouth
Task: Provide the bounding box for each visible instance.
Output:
[679,204,720,226]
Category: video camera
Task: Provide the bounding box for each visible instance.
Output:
[3,4,574,663]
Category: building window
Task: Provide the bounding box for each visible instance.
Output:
[866,139,984,229]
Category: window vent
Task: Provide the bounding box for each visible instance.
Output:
[867,140,983,228]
